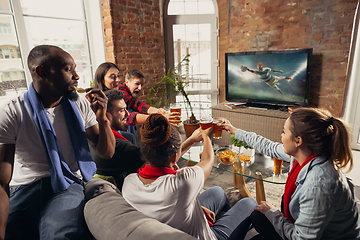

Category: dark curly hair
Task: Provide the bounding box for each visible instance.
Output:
[140,114,181,167]
[104,90,125,113]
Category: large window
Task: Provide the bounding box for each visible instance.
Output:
[0,0,105,107]
[164,0,218,119]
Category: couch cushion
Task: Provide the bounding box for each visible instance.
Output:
[84,178,196,240]
[84,177,121,201]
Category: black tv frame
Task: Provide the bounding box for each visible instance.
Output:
[225,48,312,110]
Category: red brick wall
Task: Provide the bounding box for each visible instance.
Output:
[217,0,358,117]
[102,0,357,116]
[102,0,115,63]
[101,0,166,102]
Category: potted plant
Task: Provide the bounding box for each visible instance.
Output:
[147,54,199,137]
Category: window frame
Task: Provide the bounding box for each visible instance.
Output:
[7,0,105,89]
[163,0,219,106]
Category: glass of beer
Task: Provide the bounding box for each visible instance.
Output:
[212,118,223,139]
[273,158,283,176]
[199,115,212,130]
[170,103,181,125]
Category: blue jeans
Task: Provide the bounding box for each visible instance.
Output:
[6,177,86,240]
[198,186,258,240]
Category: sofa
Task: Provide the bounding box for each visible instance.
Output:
[84,178,197,240]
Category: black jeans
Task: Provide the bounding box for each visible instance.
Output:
[249,210,282,240]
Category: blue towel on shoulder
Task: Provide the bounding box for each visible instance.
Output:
[24,82,96,193]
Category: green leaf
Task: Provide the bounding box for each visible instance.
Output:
[146,53,194,118]
[230,135,252,149]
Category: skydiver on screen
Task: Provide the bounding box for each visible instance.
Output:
[240,62,291,94]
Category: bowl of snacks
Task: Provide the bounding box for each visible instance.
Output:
[238,154,251,163]
[238,148,255,166]
[215,147,239,165]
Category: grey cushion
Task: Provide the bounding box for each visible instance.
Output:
[84,178,197,240]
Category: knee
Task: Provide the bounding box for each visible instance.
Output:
[231,198,257,216]
[239,197,258,209]
[207,186,226,196]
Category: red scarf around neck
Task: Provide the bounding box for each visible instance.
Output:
[138,164,214,227]
[138,164,177,179]
[283,154,316,223]
[112,129,128,141]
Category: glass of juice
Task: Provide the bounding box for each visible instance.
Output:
[199,115,212,130]
[273,158,283,176]
[170,103,181,125]
[212,118,223,139]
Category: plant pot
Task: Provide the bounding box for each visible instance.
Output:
[183,120,200,138]
[178,124,185,134]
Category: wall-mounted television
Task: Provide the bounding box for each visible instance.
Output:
[225,48,312,110]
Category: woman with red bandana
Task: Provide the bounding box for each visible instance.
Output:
[219,108,360,240]
[122,114,258,240]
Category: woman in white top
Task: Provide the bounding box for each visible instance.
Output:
[122,114,258,240]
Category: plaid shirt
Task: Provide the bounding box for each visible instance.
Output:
[119,82,150,114]
[126,112,137,126]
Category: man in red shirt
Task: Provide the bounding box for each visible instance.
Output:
[119,69,166,135]
[119,69,166,115]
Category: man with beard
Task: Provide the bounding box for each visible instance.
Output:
[119,69,166,135]
[0,45,115,239]
[90,89,145,191]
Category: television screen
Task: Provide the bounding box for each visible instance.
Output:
[225,48,312,109]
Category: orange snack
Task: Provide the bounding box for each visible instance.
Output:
[217,150,238,164]
[239,155,251,162]
[74,86,86,93]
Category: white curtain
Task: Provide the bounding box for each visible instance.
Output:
[343,1,360,150]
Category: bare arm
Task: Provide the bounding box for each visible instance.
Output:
[195,127,214,181]
[0,144,15,240]
[242,65,256,74]
[134,112,182,126]
[218,117,237,135]
[180,128,202,156]
[134,113,149,125]
[147,106,166,115]
[85,89,115,159]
